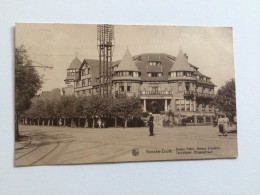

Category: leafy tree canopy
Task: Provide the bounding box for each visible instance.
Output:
[213,78,236,117]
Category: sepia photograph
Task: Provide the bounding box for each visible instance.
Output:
[15,23,237,166]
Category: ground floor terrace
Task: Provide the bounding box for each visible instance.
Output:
[15,125,237,166]
[140,95,215,125]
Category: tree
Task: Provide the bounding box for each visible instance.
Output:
[116,96,143,128]
[15,45,42,141]
[59,95,76,127]
[83,95,104,128]
[213,78,236,119]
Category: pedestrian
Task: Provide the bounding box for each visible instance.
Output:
[148,112,154,136]
[58,119,62,127]
[218,115,224,134]
[223,114,229,136]
[97,117,102,128]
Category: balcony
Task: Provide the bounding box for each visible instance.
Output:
[194,92,215,99]
[139,90,172,95]
[184,90,194,98]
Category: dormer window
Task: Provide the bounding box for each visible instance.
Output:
[148,72,162,77]
[149,61,161,66]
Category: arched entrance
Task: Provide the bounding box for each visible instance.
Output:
[146,99,164,114]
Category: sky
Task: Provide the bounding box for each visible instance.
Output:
[15,23,235,92]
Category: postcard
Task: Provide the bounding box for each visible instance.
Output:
[15,23,237,166]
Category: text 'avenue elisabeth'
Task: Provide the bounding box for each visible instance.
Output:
[63,49,216,125]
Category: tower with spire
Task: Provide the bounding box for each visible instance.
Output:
[113,49,141,97]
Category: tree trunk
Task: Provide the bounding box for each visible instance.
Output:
[71,118,74,128]
[124,118,127,128]
[42,119,44,126]
[25,117,27,125]
[78,117,80,128]
[48,119,50,126]
[38,118,40,126]
[15,112,20,141]
[52,119,54,126]
[64,118,66,127]
[115,117,117,127]
[92,116,95,128]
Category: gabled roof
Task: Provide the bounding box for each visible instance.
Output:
[115,49,139,72]
[135,53,174,81]
[170,50,193,72]
[68,57,81,70]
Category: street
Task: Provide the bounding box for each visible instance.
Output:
[15,125,237,166]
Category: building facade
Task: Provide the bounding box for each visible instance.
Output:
[63,49,216,124]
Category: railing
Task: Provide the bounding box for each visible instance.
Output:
[184,90,194,97]
[194,92,215,99]
[183,91,215,99]
[139,90,173,95]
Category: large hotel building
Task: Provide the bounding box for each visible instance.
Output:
[63,49,216,124]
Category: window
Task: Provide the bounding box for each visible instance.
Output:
[88,78,91,86]
[133,72,139,77]
[87,68,91,74]
[89,89,92,94]
[82,79,86,87]
[148,73,152,77]
[76,81,81,88]
[151,73,158,77]
[176,72,183,77]
[178,82,183,92]
[76,91,79,96]
[119,83,124,92]
[170,72,176,77]
[149,61,161,66]
[127,83,132,92]
[185,82,190,91]
[158,73,163,77]
[191,100,194,111]
[181,99,185,111]
[96,78,99,84]
[175,99,180,111]
[186,100,190,111]
[83,90,85,95]
[82,69,85,76]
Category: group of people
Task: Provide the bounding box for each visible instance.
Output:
[217,115,230,136]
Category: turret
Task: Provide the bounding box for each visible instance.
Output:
[168,50,195,81]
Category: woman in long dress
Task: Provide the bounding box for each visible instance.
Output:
[222,115,229,136]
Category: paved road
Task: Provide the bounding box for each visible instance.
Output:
[15,125,237,166]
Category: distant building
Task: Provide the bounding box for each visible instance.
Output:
[62,57,82,96]
[63,49,216,125]
[35,88,62,101]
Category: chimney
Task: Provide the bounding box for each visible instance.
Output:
[184,53,188,60]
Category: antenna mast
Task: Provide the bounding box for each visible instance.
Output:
[97,24,115,97]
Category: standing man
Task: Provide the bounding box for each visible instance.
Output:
[148,112,154,136]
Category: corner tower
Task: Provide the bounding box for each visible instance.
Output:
[113,49,141,97]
